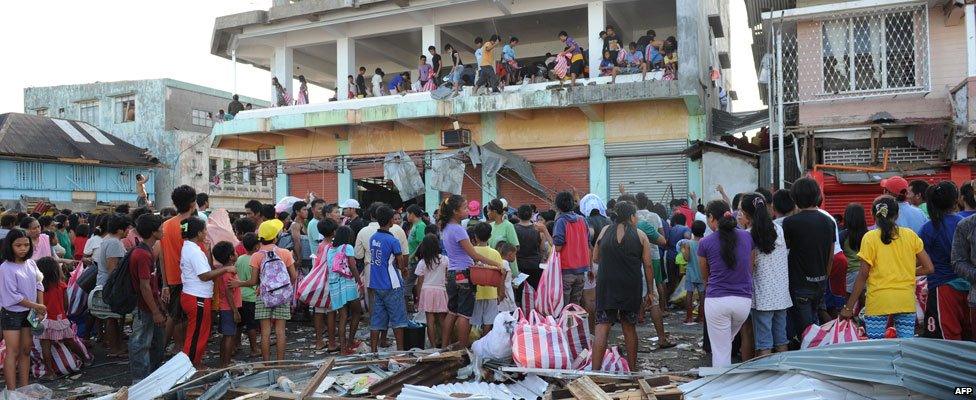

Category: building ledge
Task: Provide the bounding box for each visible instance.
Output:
[213,74,683,149]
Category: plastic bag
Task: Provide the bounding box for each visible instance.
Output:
[472,310,519,361]
[534,253,563,317]
[560,304,591,361]
[512,309,573,369]
[800,318,862,349]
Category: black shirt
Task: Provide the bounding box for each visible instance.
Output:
[431,54,442,74]
[355,74,367,95]
[782,210,836,294]
[347,216,366,239]
[514,223,542,272]
[227,100,244,116]
[596,223,644,312]
[636,35,654,53]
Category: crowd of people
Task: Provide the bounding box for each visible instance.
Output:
[3,170,976,390]
[266,27,676,106]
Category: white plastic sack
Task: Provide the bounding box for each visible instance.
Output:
[275,196,302,213]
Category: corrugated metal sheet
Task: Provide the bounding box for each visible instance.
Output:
[399,374,548,400]
[680,370,929,400]
[289,171,338,203]
[606,140,687,157]
[498,158,588,207]
[822,170,950,225]
[0,113,158,167]
[687,339,976,400]
[609,154,688,204]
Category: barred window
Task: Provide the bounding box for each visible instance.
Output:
[192,109,214,127]
[15,162,43,188]
[72,165,97,191]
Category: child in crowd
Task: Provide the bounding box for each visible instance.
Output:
[326,224,363,355]
[599,50,615,78]
[312,219,337,352]
[842,196,935,338]
[680,221,706,325]
[495,241,518,313]
[213,241,242,368]
[72,224,90,261]
[179,217,236,368]
[414,234,450,348]
[0,228,46,390]
[367,205,408,352]
[235,219,298,362]
[37,256,86,380]
[471,223,504,334]
[234,231,262,358]
[128,214,166,384]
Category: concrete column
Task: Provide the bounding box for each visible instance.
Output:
[422,25,441,58]
[337,37,356,100]
[587,121,608,201]
[274,146,289,200]
[480,114,498,205]
[423,133,441,216]
[676,0,703,101]
[271,46,294,99]
[337,140,355,202]
[587,1,606,83]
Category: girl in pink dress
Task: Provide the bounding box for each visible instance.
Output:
[413,234,449,348]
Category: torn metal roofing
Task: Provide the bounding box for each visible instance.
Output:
[0,113,158,167]
[686,339,976,400]
[399,374,549,400]
[711,107,769,137]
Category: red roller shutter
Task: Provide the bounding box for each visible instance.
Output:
[458,164,483,204]
[289,171,338,203]
[821,170,950,225]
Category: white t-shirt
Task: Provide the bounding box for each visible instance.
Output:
[84,235,104,257]
[498,260,517,312]
[371,74,383,95]
[180,240,213,298]
[816,208,842,254]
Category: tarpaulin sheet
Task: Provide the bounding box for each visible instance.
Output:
[383,151,426,200]
[480,141,547,196]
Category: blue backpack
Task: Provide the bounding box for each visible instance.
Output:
[258,248,293,308]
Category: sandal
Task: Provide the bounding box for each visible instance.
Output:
[657,341,677,350]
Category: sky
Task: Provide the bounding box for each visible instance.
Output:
[0,0,761,113]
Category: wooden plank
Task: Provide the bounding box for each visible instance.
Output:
[638,379,658,400]
[299,357,335,399]
[566,376,612,400]
[231,392,269,400]
[225,387,299,400]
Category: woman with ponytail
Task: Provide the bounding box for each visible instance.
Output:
[958,181,976,218]
[739,193,791,356]
[697,200,754,367]
[437,194,502,350]
[918,182,972,339]
[841,195,934,339]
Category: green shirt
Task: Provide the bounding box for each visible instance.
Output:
[236,255,256,302]
[919,203,928,218]
[636,221,662,242]
[489,220,520,276]
[408,220,427,256]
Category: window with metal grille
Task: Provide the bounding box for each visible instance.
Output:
[192,109,214,127]
[77,100,98,124]
[115,94,136,123]
[72,165,97,191]
[248,162,256,185]
[209,158,218,183]
[223,159,232,182]
[15,162,43,188]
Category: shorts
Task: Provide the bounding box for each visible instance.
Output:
[864,313,915,339]
[570,59,585,76]
[923,285,973,340]
[652,259,664,285]
[620,66,641,74]
[447,269,476,318]
[751,308,788,350]
[167,284,185,322]
[370,287,408,331]
[0,309,29,331]
[685,280,704,293]
[562,272,585,307]
[595,309,638,326]
[240,302,258,331]
[255,298,291,321]
[218,310,238,336]
[471,299,499,327]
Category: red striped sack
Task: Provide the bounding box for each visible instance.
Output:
[512,309,573,369]
[534,253,564,317]
[30,336,92,377]
[560,303,591,361]
[296,244,331,309]
[800,318,862,349]
[66,262,87,317]
[573,346,631,372]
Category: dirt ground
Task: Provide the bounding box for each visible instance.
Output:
[8,307,707,399]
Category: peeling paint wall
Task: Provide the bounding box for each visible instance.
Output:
[702,151,757,203]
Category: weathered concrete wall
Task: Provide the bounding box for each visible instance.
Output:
[702,151,757,203]
[605,100,689,143]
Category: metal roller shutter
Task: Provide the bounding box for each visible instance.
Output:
[289,171,339,203]
[498,158,589,208]
[608,140,688,204]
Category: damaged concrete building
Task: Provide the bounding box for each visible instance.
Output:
[209,0,734,210]
[748,0,976,219]
[24,79,272,211]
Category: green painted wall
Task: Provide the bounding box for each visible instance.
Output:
[336,140,354,202]
[275,146,289,200]
[423,132,440,215]
[588,121,608,201]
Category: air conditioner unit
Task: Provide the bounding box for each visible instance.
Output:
[441,129,471,148]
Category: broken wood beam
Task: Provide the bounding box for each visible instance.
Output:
[299,357,335,399]
[566,376,612,400]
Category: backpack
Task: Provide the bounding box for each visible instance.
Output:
[331,244,353,278]
[259,248,293,309]
[102,243,143,315]
[277,232,294,251]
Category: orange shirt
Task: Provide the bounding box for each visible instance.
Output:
[161,215,206,286]
[249,245,295,272]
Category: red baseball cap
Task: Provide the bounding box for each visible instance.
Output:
[467,200,481,217]
[880,176,909,196]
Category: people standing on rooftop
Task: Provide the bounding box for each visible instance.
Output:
[296,75,309,105]
[272,77,291,107]
[558,30,585,87]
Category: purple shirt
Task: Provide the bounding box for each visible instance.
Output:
[565,37,582,55]
[697,229,754,299]
[441,223,474,271]
[0,259,44,312]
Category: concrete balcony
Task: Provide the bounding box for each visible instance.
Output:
[213,74,686,148]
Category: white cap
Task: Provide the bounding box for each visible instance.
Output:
[499,198,508,209]
[340,199,360,209]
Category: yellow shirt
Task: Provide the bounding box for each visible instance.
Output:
[474,246,503,300]
[480,43,495,67]
[857,227,922,316]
